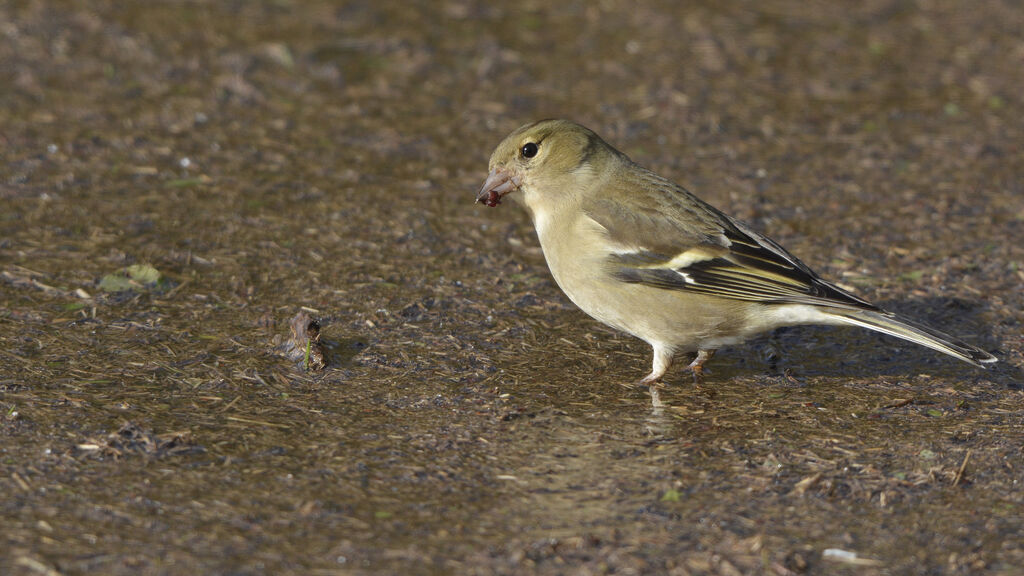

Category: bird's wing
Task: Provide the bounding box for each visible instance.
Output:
[584,166,880,312]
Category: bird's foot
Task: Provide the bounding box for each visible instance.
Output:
[686,349,715,385]
[637,374,665,388]
[634,373,666,408]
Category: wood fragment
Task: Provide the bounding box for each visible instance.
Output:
[953,449,971,486]
[883,398,914,409]
[791,471,824,495]
[225,416,291,429]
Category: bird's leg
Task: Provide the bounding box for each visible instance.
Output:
[686,349,715,384]
[639,345,673,408]
[638,344,674,388]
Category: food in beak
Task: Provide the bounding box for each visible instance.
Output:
[476,167,521,207]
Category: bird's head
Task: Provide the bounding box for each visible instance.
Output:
[476,119,619,208]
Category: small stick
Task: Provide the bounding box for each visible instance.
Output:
[953,449,972,486]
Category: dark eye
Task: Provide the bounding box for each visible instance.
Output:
[521,142,539,159]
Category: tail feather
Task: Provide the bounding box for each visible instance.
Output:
[830,310,997,368]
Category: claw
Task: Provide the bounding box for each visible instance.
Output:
[686,350,715,385]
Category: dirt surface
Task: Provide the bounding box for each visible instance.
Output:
[2,1,1023,574]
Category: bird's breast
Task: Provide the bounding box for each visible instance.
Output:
[529,208,761,351]
[531,211,633,325]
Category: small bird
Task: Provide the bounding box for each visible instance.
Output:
[476,119,997,385]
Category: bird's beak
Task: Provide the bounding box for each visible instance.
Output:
[476,167,521,207]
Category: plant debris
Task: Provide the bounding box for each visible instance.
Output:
[283,311,328,371]
[74,422,204,460]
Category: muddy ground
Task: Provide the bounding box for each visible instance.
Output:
[2,1,1023,574]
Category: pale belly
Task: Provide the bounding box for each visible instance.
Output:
[532,212,838,353]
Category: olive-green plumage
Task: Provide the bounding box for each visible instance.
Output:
[477,119,996,385]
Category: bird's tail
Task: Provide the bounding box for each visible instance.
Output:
[829,309,997,367]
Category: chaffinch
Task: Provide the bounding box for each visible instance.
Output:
[477,119,997,385]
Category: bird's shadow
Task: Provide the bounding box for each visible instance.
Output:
[715,296,1022,389]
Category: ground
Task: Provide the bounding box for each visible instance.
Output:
[1,1,1022,575]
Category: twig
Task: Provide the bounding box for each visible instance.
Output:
[225,416,290,429]
[953,449,971,486]
[883,398,914,409]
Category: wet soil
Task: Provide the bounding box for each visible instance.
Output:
[2,1,1023,574]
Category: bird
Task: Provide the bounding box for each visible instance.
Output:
[475,119,997,386]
